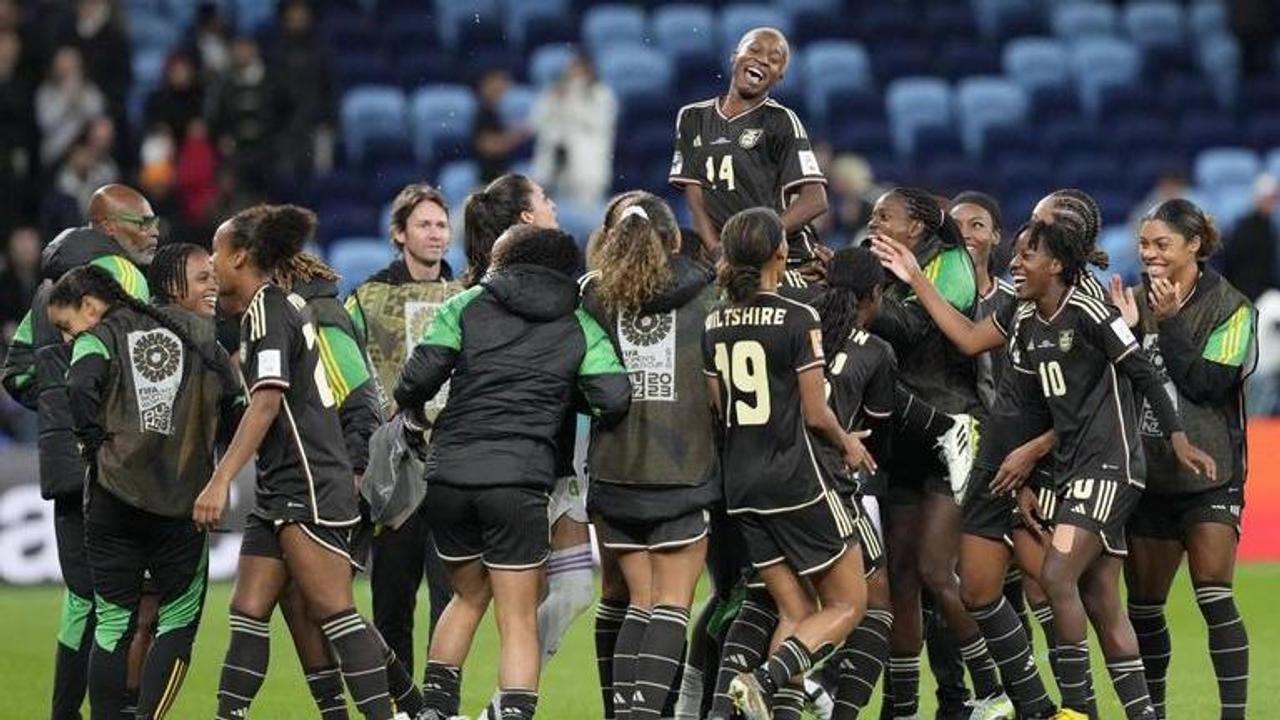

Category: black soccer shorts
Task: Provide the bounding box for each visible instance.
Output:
[1127,478,1245,541]
[1053,477,1142,557]
[596,508,710,552]
[426,484,550,570]
[240,514,360,569]
[736,490,858,577]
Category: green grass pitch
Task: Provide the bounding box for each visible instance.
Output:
[1,564,1277,718]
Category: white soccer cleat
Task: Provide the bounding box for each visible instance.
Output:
[803,676,835,720]
[937,413,978,504]
[968,692,1016,720]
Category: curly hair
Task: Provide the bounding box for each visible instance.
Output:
[223,204,317,274]
[273,251,340,292]
[593,192,679,315]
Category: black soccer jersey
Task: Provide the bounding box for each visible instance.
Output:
[1012,288,1171,490]
[702,292,832,514]
[976,278,1017,407]
[240,284,359,527]
[820,328,897,496]
[670,97,826,234]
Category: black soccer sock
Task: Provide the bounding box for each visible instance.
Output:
[123,687,139,717]
[970,597,1055,716]
[498,689,539,720]
[613,605,651,718]
[895,385,956,440]
[1195,582,1249,720]
[305,666,350,720]
[595,598,628,719]
[958,632,1002,700]
[772,683,807,720]
[137,625,199,719]
[632,605,690,718]
[833,608,893,719]
[88,601,135,720]
[373,628,424,716]
[320,609,393,720]
[1105,655,1158,720]
[887,654,921,718]
[710,592,777,717]
[924,600,970,711]
[422,661,462,716]
[1050,641,1093,715]
[1003,568,1032,641]
[217,610,271,720]
[661,643,684,718]
[754,637,816,697]
[1127,599,1171,717]
[1029,600,1056,652]
[53,589,95,720]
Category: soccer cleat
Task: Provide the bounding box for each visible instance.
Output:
[728,672,772,720]
[967,693,1015,720]
[804,676,835,720]
[1050,710,1089,720]
[937,413,978,504]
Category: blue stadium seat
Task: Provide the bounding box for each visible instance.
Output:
[500,85,538,127]
[802,41,872,126]
[674,50,724,99]
[1194,148,1261,189]
[233,0,273,34]
[340,86,408,165]
[370,164,428,208]
[1099,226,1141,283]
[913,125,965,162]
[1070,37,1141,116]
[1122,2,1185,49]
[582,5,646,54]
[975,0,1045,41]
[1052,3,1117,40]
[439,160,480,210]
[1003,37,1071,93]
[596,47,674,103]
[530,44,577,86]
[1028,85,1083,124]
[435,0,500,49]
[382,11,435,51]
[1201,187,1254,234]
[719,4,792,56]
[1096,84,1159,123]
[653,5,717,59]
[1265,149,1280,182]
[775,0,840,15]
[886,77,952,157]
[317,204,381,246]
[955,77,1028,156]
[329,239,396,296]
[555,199,606,250]
[409,85,478,165]
[504,0,570,48]
[1198,34,1240,101]
[1188,2,1228,37]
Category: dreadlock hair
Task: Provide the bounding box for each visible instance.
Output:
[587,190,647,270]
[463,173,537,287]
[1046,189,1108,269]
[814,246,883,359]
[148,243,207,307]
[223,204,317,275]
[274,251,340,292]
[718,208,785,305]
[50,265,233,383]
[489,225,582,278]
[1026,217,1089,288]
[887,186,964,247]
[1141,198,1221,259]
[594,192,680,315]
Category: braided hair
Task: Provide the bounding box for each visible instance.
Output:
[1046,189,1108,269]
[50,265,233,384]
[274,251,340,292]
[887,186,964,246]
[814,246,883,359]
[148,243,206,307]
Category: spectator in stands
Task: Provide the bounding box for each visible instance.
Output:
[34,45,103,167]
[176,118,219,236]
[530,52,616,206]
[269,0,335,179]
[189,1,230,81]
[0,224,38,338]
[1230,0,1280,78]
[0,28,33,239]
[145,53,204,143]
[53,117,119,216]
[210,36,288,194]
[1219,174,1279,302]
[473,68,529,184]
[54,0,130,121]
[824,154,881,248]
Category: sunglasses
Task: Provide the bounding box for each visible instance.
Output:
[112,212,160,229]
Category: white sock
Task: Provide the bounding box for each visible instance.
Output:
[672,665,704,720]
[537,544,596,660]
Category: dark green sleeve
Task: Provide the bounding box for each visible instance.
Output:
[1,309,37,408]
[574,308,631,427]
[67,332,111,461]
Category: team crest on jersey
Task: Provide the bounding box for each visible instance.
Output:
[128,328,184,435]
[738,128,764,149]
[1058,329,1074,352]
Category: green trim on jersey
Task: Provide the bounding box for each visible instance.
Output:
[420,285,484,350]
[56,589,93,650]
[89,255,151,302]
[575,308,626,377]
[1202,304,1254,367]
[157,542,208,636]
[71,332,111,364]
[93,593,131,652]
[317,324,371,404]
[920,246,976,314]
[13,310,32,344]
[344,294,367,341]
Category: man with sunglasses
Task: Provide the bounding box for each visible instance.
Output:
[2,183,156,719]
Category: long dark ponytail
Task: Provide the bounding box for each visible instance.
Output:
[814,247,884,359]
[50,265,233,384]
[718,208,785,304]
[462,173,535,287]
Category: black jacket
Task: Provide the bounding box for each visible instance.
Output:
[395,263,631,490]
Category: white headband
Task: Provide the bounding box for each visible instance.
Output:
[620,205,649,222]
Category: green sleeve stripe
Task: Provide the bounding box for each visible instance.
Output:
[1202,304,1254,367]
[156,540,208,636]
[13,310,32,344]
[89,255,151,302]
[317,325,371,403]
[344,294,366,341]
[923,248,976,313]
[71,333,110,364]
[421,285,483,350]
[576,307,626,376]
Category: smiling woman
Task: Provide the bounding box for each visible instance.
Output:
[149,243,218,318]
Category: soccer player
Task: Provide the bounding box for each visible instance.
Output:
[1115,199,1254,719]
[50,264,235,719]
[669,27,828,263]
[460,174,599,664]
[346,185,459,679]
[197,205,394,720]
[703,208,871,720]
[2,183,156,720]
[580,192,719,719]
[395,225,631,720]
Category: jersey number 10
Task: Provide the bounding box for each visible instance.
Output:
[1038,360,1067,398]
[705,155,736,191]
[713,340,770,425]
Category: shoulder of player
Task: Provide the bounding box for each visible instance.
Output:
[762,99,807,138]
[676,98,717,124]
[1066,289,1115,325]
[768,292,821,323]
[996,277,1017,297]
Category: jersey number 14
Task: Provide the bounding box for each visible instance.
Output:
[705,155,736,191]
[713,340,770,425]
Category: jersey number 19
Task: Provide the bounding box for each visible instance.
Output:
[714,340,770,425]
